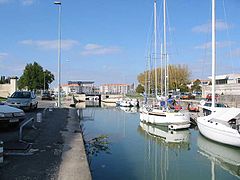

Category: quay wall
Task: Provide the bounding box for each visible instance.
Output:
[219,95,240,108]
[202,84,240,97]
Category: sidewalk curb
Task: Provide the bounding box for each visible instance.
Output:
[58,108,92,180]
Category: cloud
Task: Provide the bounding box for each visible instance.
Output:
[81,43,121,56]
[20,39,79,50]
[21,0,35,6]
[192,20,231,33]
[194,41,235,49]
[0,52,8,60]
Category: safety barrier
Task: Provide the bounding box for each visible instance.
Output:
[19,118,36,142]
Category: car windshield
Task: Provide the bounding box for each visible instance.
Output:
[204,102,226,107]
[11,92,31,98]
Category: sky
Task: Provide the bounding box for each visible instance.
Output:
[0,0,240,87]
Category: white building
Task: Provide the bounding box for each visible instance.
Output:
[0,77,17,98]
[202,73,240,97]
[100,83,133,94]
[61,81,95,95]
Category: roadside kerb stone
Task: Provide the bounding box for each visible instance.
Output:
[58,108,92,180]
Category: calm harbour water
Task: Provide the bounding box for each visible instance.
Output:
[82,106,240,180]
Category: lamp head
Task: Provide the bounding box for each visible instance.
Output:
[54,1,61,5]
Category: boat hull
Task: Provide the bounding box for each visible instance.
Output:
[139,108,190,130]
[197,116,240,147]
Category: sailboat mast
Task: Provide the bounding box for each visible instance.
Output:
[148,56,151,97]
[161,43,163,96]
[163,0,167,97]
[212,0,216,108]
[154,0,158,98]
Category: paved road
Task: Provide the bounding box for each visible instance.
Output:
[0,100,91,180]
[0,100,55,143]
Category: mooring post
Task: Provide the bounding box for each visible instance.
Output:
[99,95,101,107]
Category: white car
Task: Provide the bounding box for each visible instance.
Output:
[0,104,25,127]
[6,91,38,111]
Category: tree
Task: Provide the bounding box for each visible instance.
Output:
[135,84,145,94]
[43,70,55,90]
[18,62,54,90]
[0,76,10,84]
[137,64,190,93]
[178,84,189,92]
[191,79,202,92]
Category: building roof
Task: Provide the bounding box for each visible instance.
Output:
[101,83,129,86]
[68,80,94,85]
[208,73,240,80]
[62,83,79,87]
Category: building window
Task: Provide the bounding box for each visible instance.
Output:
[238,78,240,84]
[216,79,227,85]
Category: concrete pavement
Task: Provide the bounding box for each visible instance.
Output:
[0,100,92,180]
[58,108,91,180]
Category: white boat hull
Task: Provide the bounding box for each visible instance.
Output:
[119,101,131,107]
[139,108,190,130]
[197,116,240,147]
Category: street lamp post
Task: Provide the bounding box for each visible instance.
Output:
[54,1,62,107]
[43,70,45,92]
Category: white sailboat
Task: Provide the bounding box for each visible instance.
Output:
[139,0,190,130]
[196,0,240,147]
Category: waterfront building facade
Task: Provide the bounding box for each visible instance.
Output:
[100,83,134,94]
[61,81,95,95]
[202,73,240,97]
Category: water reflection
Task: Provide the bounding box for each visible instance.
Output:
[101,102,116,108]
[138,122,190,180]
[197,134,240,179]
[117,106,138,113]
[76,102,86,109]
[139,122,190,149]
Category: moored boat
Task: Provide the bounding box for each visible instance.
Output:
[196,0,240,147]
[139,0,190,130]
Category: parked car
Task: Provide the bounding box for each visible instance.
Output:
[6,91,38,111]
[206,93,220,101]
[202,102,228,116]
[41,91,53,100]
[0,104,25,127]
[180,92,195,100]
[192,91,202,97]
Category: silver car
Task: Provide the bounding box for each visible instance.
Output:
[6,91,38,111]
[0,104,25,127]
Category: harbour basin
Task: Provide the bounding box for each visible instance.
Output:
[81,106,240,180]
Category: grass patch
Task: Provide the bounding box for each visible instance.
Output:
[0,97,7,102]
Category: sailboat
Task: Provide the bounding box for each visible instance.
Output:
[139,0,190,130]
[196,0,240,147]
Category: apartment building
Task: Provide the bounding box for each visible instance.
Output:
[202,73,240,97]
[100,83,134,94]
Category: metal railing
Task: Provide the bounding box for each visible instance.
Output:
[19,118,36,142]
